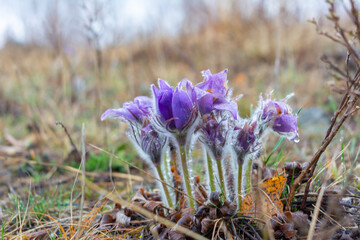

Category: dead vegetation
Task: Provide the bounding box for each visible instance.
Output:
[1,0,360,239]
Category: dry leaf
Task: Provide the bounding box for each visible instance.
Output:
[219,200,237,218]
[242,175,286,220]
[168,212,193,240]
[201,217,214,234]
[171,165,182,186]
[270,211,310,239]
[194,176,208,205]
[143,201,163,213]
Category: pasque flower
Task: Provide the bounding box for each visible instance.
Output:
[233,121,258,164]
[139,121,167,167]
[152,78,197,134]
[101,68,301,211]
[194,69,238,120]
[197,113,233,195]
[101,97,172,207]
[101,96,152,124]
[197,113,231,161]
[101,96,167,165]
[260,99,298,141]
[152,78,198,208]
[232,120,261,202]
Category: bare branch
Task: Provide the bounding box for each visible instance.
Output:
[286,0,360,210]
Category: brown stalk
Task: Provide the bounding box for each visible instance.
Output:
[286,0,360,210]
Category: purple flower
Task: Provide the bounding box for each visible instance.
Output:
[101,96,152,124]
[197,113,231,160]
[233,121,258,164]
[261,100,298,140]
[196,69,228,96]
[139,122,167,166]
[152,78,197,133]
[102,96,167,166]
[194,69,238,119]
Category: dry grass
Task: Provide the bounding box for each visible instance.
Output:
[1,1,359,239]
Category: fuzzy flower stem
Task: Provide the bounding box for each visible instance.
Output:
[237,164,243,211]
[164,151,171,184]
[179,145,195,208]
[245,158,253,194]
[206,151,216,192]
[155,165,173,208]
[216,160,226,197]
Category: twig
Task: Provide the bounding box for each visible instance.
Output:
[231,219,257,240]
[243,221,262,240]
[56,121,80,155]
[286,0,360,210]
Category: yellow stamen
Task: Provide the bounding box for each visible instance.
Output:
[206,88,214,93]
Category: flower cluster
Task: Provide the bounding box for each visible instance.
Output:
[102,69,299,209]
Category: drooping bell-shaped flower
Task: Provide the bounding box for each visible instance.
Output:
[101,96,152,124]
[194,69,238,120]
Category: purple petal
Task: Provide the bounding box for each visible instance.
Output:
[122,102,145,121]
[274,102,289,115]
[178,78,197,104]
[201,69,212,79]
[101,108,135,122]
[196,69,228,96]
[262,101,277,120]
[152,84,175,128]
[272,115,298,133]
[158,90,174,124]
[186,81,197,104]
[152,84,161,100]
[197,94,214,116]
[234,121,257,156]
[213,100,238,120]
[178,78,190,88]
[172,87,192,130]
[262,100,290,120]
[194,86,208,100]
[134,96,152,114]
[158,79,173,91]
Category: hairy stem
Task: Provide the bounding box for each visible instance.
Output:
[238,164,243,211]
[216,160,226,197]
[245,158,253,194]
[179,145,195,208]
[156,165,173,208]
[164,151,171,184]
[169,142,181,203]
[206,152,216,192]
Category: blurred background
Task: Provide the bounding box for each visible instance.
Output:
[0,0,358,199]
